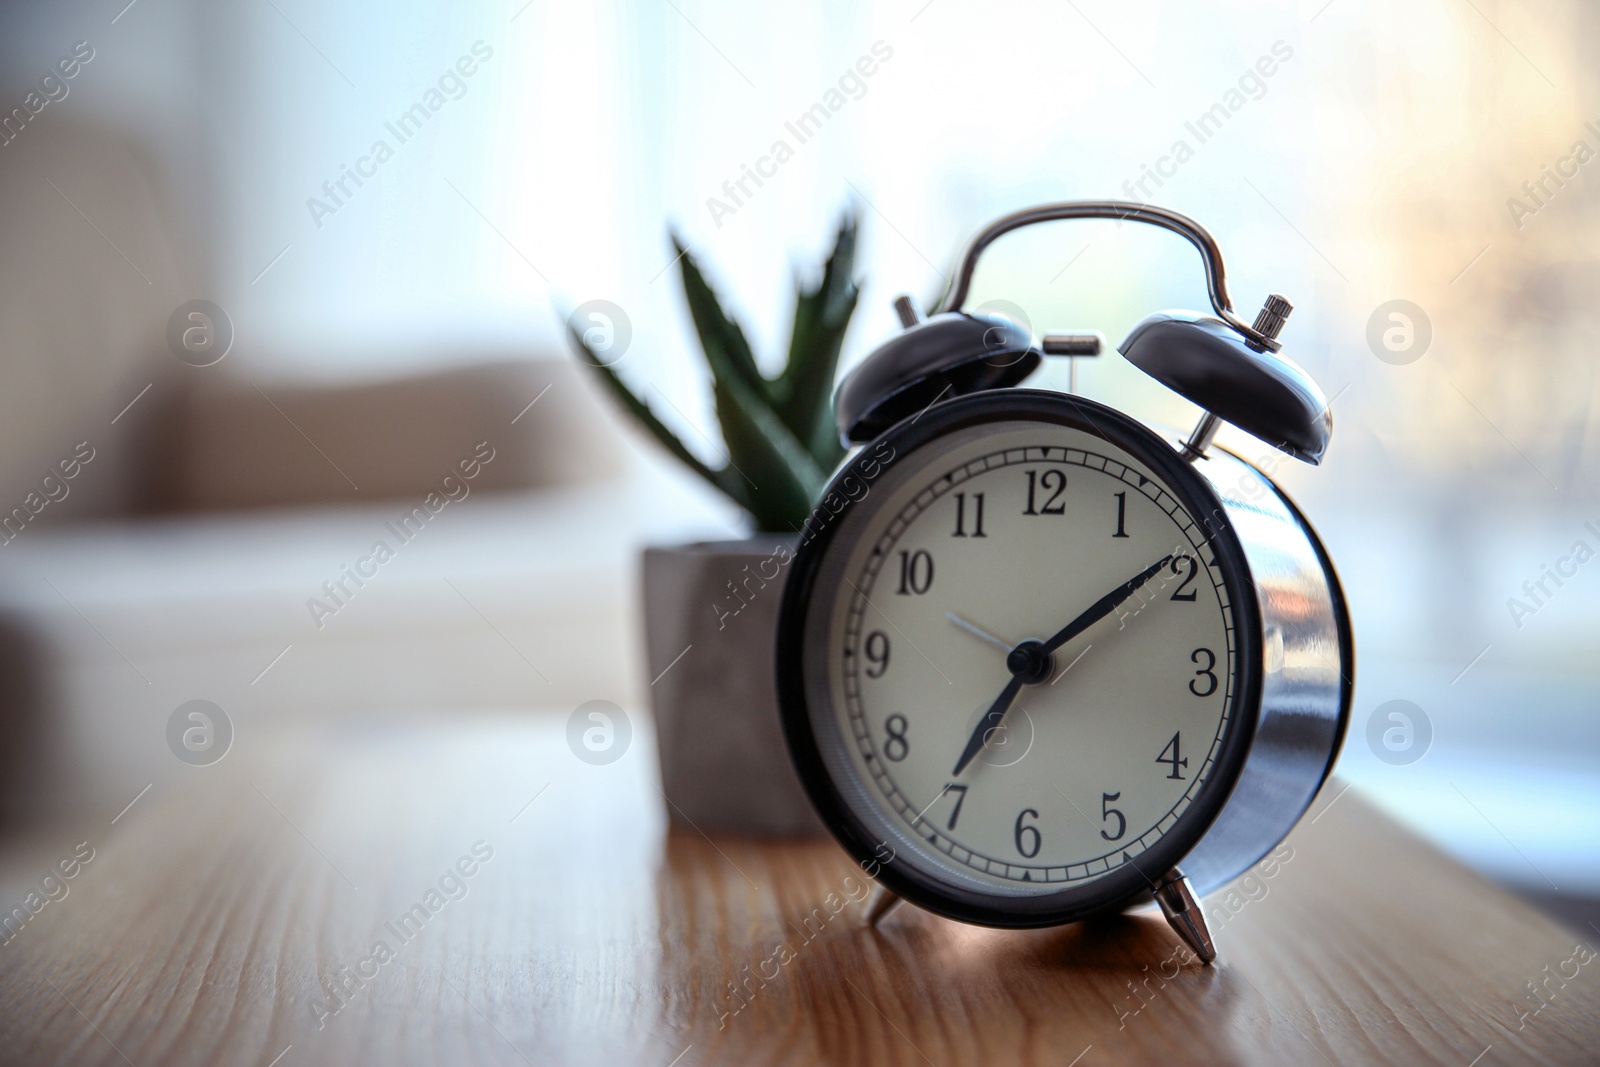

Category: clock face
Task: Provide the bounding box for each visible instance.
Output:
[780,392,1260,926]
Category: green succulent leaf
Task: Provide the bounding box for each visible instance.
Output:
[566,322,757,514]
[670,233,773,406]
[672,234,832,530]
[562,213,864,532]
[775,213,858,474]
[709,364,825,532]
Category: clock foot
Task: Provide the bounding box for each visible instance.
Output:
[1154,868,1216,965]
[864,885,903,927]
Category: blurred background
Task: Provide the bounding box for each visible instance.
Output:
[0,0,1594,929]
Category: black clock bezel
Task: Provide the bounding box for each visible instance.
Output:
[776,389,1264,928]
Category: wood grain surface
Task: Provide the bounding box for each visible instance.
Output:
[0,712,1594,1066]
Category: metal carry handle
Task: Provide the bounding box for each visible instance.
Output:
[935,200,1282,352]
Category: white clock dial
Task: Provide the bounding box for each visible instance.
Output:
[817,422,1238,894]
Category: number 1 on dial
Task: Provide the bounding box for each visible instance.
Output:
[1113,491,1130,538]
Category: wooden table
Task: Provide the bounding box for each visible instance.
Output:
[0,713,1594,1066]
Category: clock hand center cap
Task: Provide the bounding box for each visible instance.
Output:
[1005,639,1055,686]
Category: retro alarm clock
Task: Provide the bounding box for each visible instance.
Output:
[775,201,1352,964]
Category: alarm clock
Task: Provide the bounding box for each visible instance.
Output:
[775,201,1352,964]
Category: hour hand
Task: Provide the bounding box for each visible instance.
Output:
[1040,555,1173,654]
[952,676,1023,776]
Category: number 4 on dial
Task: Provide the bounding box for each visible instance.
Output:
[1157,731,1188,780]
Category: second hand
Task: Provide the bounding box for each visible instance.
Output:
[945,612,1012,653]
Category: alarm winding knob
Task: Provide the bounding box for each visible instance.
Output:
[1249,293,1294,349]
[892,294,922,329]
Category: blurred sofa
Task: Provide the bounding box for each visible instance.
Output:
[0,352,738,825]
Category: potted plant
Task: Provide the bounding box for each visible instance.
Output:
[568,215,860,835]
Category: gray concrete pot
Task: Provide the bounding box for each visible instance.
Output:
[642,537,823,836]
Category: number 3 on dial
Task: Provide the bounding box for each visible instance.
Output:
[1189,648,1218,696]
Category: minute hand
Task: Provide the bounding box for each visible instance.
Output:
[1040,554,1174,655]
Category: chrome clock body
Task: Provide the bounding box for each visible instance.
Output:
[1161,432,1350,895]
[779,200,1351,963]
[776,390,1351,936]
